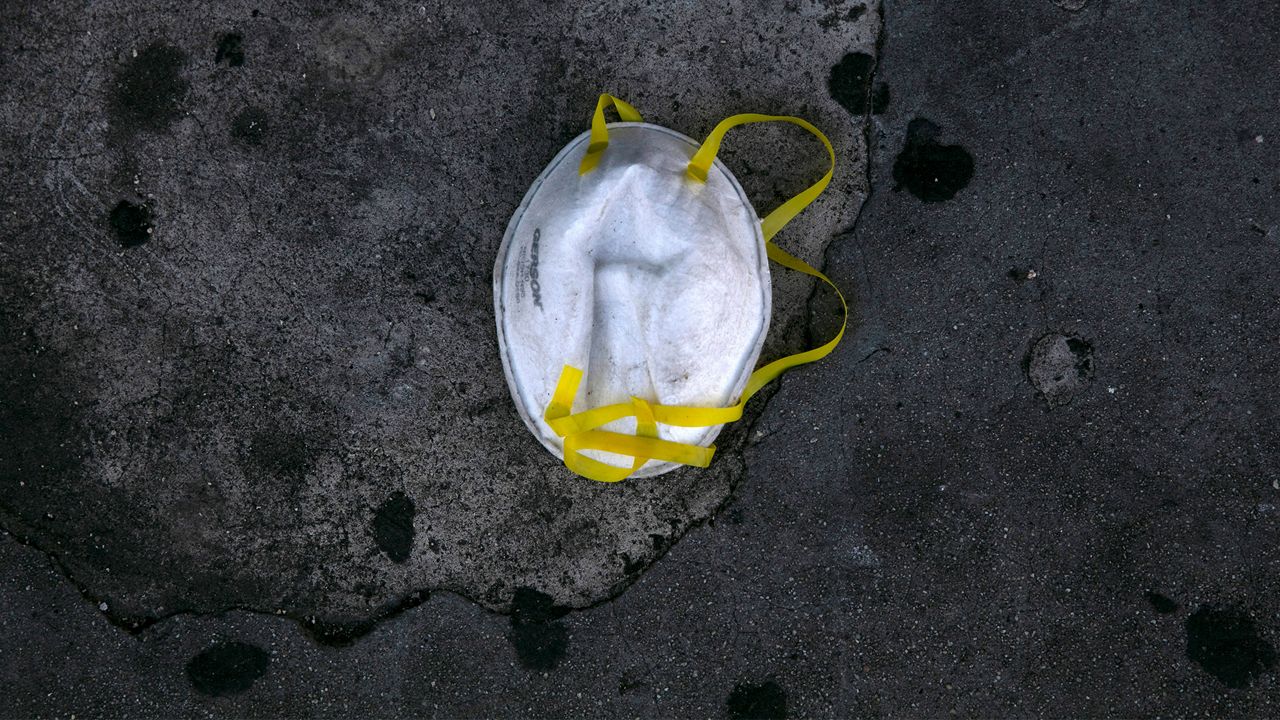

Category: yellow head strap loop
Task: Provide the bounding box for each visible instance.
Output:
[578,93,643,175]
[685,113,836,241]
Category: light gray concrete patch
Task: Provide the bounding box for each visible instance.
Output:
[0,0,879,626]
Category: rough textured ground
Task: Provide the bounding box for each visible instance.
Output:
[0,0,877,631]
[3,0,1280,717]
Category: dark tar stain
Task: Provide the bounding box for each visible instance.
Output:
[507,587,569,671]
[1146,591,1179,614]
[1186,605,1276,689]
[828,52,876,115]
[109,200,152,247]
[373,491,415,563]
[727,680,788,719]
[892,118,974,202]
[186,642,269,696]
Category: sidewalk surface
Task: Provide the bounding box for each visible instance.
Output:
[1,1,1277,716]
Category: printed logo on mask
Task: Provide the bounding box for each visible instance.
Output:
[529,228,543,308]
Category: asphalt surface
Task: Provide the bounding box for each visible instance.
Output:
[2,0,1279,717]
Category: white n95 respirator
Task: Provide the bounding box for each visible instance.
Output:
[494,93,845,482]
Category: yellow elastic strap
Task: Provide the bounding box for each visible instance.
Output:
[686,113,836,242]
[545,366,712,482]
[572,430,715,468]
[562,428,651,484]
[549,396,741,434]
[547,106,844,482]
[578,93,642,175]
[544,364,584,423]
[741,242,846,398]
[546,368,635,483]
[562,431,713,482]
[546,399,632,437]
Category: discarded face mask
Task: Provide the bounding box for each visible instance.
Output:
[494,93,846,482]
